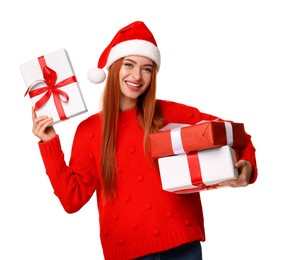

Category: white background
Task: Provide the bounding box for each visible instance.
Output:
[1,0,280,259]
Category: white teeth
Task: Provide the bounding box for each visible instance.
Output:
[127,82,140,87]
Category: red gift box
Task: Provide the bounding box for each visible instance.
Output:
[149,121,246,158]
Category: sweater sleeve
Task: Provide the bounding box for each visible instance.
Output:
[38,121,99,213]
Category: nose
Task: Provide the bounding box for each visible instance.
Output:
[131,67,141,80]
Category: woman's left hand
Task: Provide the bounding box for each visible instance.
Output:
[219,160,253,187]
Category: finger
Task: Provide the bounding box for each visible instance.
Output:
[219,179,237,187]
[226,175,249,187]
[32,107,36,120]
[32,108,51,124]
[33,116,47,133]
[235,159,245,168]
[33,115,50,126]
[36,117,53,131]
[33,117,53,135]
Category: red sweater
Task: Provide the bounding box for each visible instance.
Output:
[38,100,257,259]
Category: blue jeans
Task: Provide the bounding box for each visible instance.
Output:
[134,240,202,260]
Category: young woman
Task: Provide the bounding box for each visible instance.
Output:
[32,21,257,260]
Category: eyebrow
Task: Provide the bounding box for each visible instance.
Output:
[124,58,153,67]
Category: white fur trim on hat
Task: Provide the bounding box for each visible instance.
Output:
[106,39,161,70]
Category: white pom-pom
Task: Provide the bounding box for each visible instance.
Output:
[87,68,106,84]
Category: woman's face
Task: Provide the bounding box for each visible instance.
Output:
[119,55,154,110]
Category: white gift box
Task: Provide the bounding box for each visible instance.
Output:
[158,146,239,194]
[19,48,87,124]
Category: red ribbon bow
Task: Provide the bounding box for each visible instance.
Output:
[24,56,77,120]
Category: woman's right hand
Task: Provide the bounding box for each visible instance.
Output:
[32,107,56,142]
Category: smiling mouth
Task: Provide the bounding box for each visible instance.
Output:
[126,81,141,89]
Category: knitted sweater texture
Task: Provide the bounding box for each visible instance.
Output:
[38,100,257,259]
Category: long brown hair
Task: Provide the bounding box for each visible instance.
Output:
[101,58,163,200]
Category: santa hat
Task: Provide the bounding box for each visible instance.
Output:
[87,21,161,84]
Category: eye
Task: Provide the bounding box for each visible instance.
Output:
[124,62,133,68]
[143,67,153,73]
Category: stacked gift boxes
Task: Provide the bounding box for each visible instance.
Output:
[149,121,247,194]
[20,48,87,125]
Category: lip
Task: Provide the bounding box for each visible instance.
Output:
[125,80,142,92]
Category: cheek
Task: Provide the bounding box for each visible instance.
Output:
[140,82,150,95]
[143,74,152,86]
[119,70,124,85]
[119,68,128,82]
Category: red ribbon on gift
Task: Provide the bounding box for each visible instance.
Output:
[187,152,205,187]
[174,152,220,194]
[24,56,77,120]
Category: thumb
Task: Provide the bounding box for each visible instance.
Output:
[32,107,37,120]
[235,159,245,168]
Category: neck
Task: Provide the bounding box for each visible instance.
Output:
[120,96,137,111]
